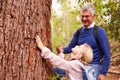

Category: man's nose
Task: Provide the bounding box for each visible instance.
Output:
[82,16,87,20]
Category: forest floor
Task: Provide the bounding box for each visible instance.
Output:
[106,64,120,80]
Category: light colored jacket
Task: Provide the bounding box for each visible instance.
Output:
[41,47,83,80]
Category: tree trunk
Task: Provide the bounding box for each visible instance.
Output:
[0,0,52,80]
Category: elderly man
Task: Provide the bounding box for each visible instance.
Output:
[57,3,110,80]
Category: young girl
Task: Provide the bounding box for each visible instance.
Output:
[35,35,93,80]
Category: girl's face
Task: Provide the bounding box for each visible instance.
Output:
[71,45,83,59]
[71,45,80,54]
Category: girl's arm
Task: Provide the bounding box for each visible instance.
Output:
[35,35,73,71]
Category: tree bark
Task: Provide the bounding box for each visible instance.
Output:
[0,0,52,80]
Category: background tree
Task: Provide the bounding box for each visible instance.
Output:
[51,0,80,52]
[0,0,52,80]
[103,0,120,55]
[51,0,120,79]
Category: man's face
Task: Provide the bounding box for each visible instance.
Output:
[81,10,95,27]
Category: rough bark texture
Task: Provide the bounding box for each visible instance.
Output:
[0,0,52,80]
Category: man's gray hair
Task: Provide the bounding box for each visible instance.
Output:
[81,3,95,16]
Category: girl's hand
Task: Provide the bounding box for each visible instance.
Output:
[35,35,44,50]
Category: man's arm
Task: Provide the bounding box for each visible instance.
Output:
[63,30,80,53]
[97,28,110,78]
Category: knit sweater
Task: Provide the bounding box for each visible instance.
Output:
[63,26,110,75]
[41,47,83,80]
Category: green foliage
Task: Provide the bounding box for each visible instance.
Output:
[51,0,80,52]
[47,74,66,80]
[51,0,120,55]
[47,74,58,80]
[105,1,120,41]
[102,1,120,54]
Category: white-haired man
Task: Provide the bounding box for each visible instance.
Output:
[57,3,110,80]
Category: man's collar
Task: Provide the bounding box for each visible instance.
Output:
[83,22,95,29]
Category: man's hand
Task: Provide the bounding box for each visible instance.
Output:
[35,35,44,50]
[98,74,106,80]
[56,45,63,54]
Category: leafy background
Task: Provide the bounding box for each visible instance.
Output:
[51,0,120,79]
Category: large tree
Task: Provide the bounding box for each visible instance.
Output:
[0,0,52,80]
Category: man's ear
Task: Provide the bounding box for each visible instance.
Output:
[93,14,96,18]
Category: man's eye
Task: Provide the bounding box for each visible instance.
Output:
[85,16,89,18]
[82,16,89,18]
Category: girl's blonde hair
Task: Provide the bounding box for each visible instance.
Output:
[78,43,93,64]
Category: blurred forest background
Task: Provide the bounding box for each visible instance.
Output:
[51,0,120,79]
